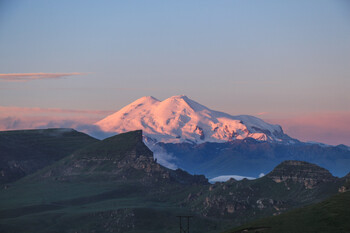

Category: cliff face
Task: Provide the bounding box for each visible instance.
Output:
[266,160,337,189]
[39,130,207,185]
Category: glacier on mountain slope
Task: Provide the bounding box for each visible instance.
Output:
[209,172,266,183]
[209,175,256,183]
[95,95,297,144]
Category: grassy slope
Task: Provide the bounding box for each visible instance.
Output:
[0,128,99,184]
[0,180,225,233]
[0,128,98,159]
[225,191,350,233]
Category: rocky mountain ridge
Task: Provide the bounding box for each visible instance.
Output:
[155,138,350,178]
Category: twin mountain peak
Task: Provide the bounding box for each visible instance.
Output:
[95,95,297,144]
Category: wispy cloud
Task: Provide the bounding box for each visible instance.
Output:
[0,72,87,82]
[145,143,178,170]
[256,112,269,116]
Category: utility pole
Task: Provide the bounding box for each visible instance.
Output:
[176,215,193,233]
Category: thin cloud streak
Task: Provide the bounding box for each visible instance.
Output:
[0,72,87,82]
[256,112,268,116]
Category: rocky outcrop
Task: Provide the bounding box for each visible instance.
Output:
[339,172,350,192]
[266,160,336,189]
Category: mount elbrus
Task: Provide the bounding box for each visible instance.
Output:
[95,95,350,178]
[95,95,296,144]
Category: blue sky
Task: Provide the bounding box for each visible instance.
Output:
[0,0,349,144]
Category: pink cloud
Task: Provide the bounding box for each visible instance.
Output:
[0,116,113,139]
[264,112,350,146]
[0,72,87,82]
[256,112,269,116]
[0,116,91,130]
[0,105,117,139]
[0,106,113,117]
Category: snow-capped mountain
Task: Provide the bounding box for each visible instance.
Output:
[95,95,297,144]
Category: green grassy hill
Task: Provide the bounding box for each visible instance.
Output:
[0,128,98,184]
[225,190,350,233]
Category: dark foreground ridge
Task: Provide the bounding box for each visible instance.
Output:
[0,129,348,233]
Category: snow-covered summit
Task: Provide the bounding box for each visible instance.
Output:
[95,95,296,144]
